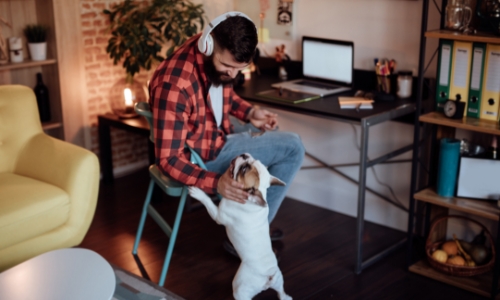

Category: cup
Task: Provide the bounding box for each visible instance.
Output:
[8,37,23,63]
[436,138,461,197]
[445,0,473,31]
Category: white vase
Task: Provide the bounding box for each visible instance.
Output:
[28,42,47,61]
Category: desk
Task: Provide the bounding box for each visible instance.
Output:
[234,74,416,274]
[98,113,153,184]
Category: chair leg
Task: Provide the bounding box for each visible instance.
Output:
[158,186,188,286]
[132,179,155,255]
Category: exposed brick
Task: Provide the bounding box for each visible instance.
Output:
[83,29,97,37]
[82,4,91,9]
[100,70,111,77]
[84,47,102,54]
[96,37,108,45]
[93,20,103,27]
[96,54,110,62]
[92,3,106,9]
[84,38,93,46]
[82,12,97,19]
[82,21,91,28]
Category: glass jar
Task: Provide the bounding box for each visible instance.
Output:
[397,70,413,99]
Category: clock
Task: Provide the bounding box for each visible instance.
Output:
[443,100,465,119]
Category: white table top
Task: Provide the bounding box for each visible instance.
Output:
[0,248,116,300]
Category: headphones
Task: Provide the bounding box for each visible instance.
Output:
[197,11,253,56]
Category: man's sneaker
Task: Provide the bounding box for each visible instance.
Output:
[270,227,284,241]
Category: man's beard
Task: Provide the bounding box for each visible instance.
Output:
[204,56,234,87]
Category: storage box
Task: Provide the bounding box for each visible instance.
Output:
[456,156,500,200]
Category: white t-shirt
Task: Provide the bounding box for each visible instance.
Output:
[209,84,223,127]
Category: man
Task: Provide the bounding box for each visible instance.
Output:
[148,13,304,254]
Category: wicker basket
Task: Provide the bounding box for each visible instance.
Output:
[426,215,495,277]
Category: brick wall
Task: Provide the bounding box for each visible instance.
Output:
[81,0,150,175]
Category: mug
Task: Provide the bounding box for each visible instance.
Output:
[445,0,473,30]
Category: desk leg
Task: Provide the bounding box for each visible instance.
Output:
[98,119,114,184]
[355,119,369,274]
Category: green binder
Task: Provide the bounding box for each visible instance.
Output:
[435,40,454,112]
[466,42,487,118]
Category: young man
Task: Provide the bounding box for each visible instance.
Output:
[148,13,304,249]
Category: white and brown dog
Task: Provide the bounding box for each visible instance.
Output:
[188,153,292,300]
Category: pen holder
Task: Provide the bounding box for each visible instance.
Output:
[376,74,397,94]
[436,138,461,197]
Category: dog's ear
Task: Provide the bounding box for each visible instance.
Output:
[247,188,267,207]
[270,175,286,186]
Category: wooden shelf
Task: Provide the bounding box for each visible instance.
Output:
[414,188,500,221]
[0,59,57,71]
[425,29,500,44]
[419,112,500,136]
[42,121,62,131]
[410,259,500,298]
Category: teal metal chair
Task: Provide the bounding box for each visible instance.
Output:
[132,102,206,286]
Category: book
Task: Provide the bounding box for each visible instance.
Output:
[338,97,374,110]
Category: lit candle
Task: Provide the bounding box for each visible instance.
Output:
[123,88,133,107]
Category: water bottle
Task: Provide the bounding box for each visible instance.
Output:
[34,72,51,122]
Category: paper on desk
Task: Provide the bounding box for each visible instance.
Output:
[338,97,374,109]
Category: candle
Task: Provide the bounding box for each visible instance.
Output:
[123,88,133,107]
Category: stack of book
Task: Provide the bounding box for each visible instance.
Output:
[338,97,374,110]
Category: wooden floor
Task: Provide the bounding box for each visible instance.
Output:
[80,167,485,299]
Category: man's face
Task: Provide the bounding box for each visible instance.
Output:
[204,46,249,86]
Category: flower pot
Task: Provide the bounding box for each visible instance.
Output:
[28,42,47,61]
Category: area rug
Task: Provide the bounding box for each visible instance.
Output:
[111,265,184,300]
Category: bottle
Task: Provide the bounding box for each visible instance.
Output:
[34,72,51,122]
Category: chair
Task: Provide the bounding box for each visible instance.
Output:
[132,102,206,286]
[0,85,100,271]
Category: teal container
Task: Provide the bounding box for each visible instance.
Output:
[436,138,461,197]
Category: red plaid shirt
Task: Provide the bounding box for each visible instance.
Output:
[149,34,253,194]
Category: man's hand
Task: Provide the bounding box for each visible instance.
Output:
[217,169,249,203]
[248,106,278,131]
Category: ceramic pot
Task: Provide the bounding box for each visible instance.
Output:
[28,42,47,61]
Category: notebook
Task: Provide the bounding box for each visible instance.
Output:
[271,36,354,97]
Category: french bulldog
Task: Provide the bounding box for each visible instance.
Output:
[188,153,292,300]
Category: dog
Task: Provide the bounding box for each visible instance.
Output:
[188,153,292,300]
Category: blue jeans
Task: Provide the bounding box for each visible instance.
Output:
[205,119,305,223]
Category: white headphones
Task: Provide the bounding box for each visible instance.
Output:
[197,11,253,56]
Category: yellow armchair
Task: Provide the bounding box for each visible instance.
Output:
[0,85,100,271]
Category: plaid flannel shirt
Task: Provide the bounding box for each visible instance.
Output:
[149,34,253,194]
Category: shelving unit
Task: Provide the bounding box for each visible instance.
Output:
[0,0,86,146]
[407,1,500,299]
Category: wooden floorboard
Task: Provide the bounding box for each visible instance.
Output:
[80,167,484,299]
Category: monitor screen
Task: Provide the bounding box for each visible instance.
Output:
[302,38,353,85]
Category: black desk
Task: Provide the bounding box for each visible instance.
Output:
[98,113,154,184]
[235,74,416,274]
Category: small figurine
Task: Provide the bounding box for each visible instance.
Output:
[275,44,290,80]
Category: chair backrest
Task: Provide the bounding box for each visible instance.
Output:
[0,85,43,173]
[135,102,206,169]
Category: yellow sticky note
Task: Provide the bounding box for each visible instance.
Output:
[258,28,269,43]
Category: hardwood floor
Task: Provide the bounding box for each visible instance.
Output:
[80,167,484,299]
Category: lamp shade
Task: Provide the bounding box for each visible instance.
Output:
[109,78,147,119]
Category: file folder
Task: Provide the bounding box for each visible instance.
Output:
[466,42,487,118]
[480,43,500,121]
[435,40,454,112]
[449,41,473,116]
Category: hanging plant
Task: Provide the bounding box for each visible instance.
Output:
[103,0,205,80]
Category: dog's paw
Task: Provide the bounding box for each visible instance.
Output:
[188,186,210,202]
[282,295,292,300]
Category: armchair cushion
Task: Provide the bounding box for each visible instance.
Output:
[0,173,70,250]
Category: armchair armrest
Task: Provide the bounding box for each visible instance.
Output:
[14,133,100,232]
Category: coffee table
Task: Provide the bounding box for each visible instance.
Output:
[0,248,116,300]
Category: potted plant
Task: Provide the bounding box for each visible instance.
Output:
[103,0,206,82]
[23,24,48,61]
